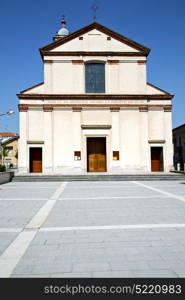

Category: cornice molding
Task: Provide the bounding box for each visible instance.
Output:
[148,140,165,144]
[27,141,44,144]
[17,94,174,100]
[41,51,147,57]
[81,125,111,129]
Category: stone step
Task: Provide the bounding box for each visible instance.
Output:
[12,173,185,182]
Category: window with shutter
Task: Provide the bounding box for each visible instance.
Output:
[85,63,105,93]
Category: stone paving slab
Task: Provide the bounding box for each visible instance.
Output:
[0,233,19,256]
[42,196,185,227]
[0,200,47,227]
[60,186,161,199]
[11,228,185,278]
[140,181,185,195]
[0,180,185,278]
[0,189,55,199]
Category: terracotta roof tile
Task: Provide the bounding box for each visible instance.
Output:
[0,132,18,136]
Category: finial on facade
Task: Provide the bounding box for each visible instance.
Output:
[91,3,98,22]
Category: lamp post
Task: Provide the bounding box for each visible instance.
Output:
[0,109,15,165]
[0,109,15,117]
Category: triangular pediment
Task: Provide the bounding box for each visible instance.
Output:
[40,22,150,56]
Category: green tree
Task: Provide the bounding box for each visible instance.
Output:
[15,149,18,160]
[0,145,10,165]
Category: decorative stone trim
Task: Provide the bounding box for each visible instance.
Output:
[44,60,53,64]
[81,125,111,129]
[163,106,172,112]
[110,107,120,112]
[43,106,53,112]
[148,140,165,144]
[107,60,119,64]
[137,60,147,65]
[72,60,84,64]
[72,107,82,112]
[18,104,28,112]
[139,106,148,112]
[27,141,44,144]
[17,104,173,110]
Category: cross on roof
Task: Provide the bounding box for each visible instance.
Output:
[91,3,99,22]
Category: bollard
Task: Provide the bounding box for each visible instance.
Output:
[177,163,180,171]
[184,163,185,172]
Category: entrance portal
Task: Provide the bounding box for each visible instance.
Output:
[151,147,164,172]
[29,147,42,173]
[87,137,106,172]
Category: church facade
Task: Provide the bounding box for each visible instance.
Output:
[17,21,173,174]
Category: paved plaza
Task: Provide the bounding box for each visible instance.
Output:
[0,180,185,278]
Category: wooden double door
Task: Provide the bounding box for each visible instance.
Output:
[30,148,42,173]
[151,147,164,172]
[87,137,106,172]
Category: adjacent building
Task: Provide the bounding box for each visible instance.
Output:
[17,19,174,174]
[173,124,185,170]
[0,132,19,167]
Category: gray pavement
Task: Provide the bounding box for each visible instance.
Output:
[0,180,185,277]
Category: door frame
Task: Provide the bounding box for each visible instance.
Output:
[86,137,107,172]
[83,135,108,172]
[150,145,164,172]
[28,145,44,173]
[81,128,110,173]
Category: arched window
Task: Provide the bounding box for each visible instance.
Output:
[85,63,105,93]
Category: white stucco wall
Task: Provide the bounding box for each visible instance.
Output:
[82,109,111,125]
[51,29,139,52]
[18,106,173,174]
[53,109,73,171]
[42,60,147,94]
[120,109,141,170]
[28,109,43,141]
[148,108,164,140]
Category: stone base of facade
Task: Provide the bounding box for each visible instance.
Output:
[17,165,174,175]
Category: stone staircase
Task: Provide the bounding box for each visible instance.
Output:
[12,172,185,182]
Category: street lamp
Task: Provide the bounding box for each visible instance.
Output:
[0,109,15,117]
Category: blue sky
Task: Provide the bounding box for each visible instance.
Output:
[0,0,184,133]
